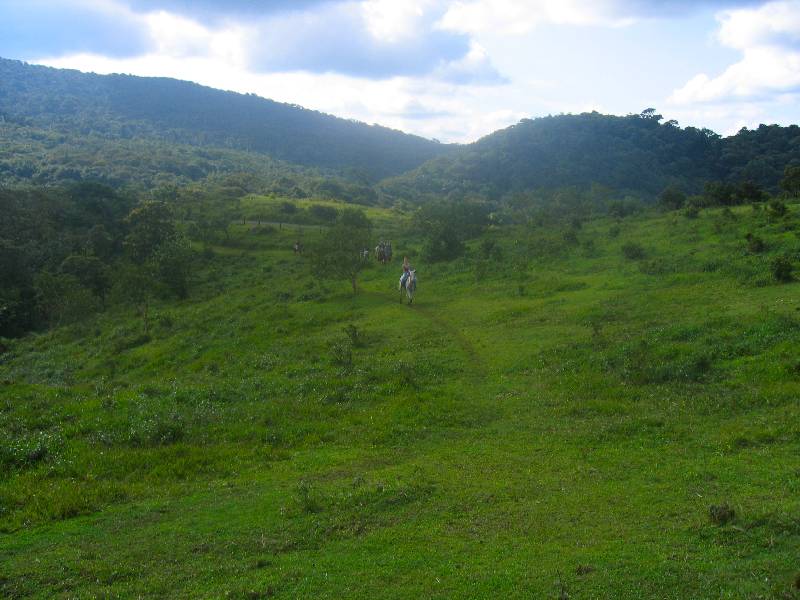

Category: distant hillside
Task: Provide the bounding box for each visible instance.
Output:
[380,111,800,203]
[0,58,453,183]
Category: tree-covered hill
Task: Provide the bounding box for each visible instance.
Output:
[379,111,800,203]
[0,58,453,182]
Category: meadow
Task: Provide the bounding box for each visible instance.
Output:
[1,200,799,598]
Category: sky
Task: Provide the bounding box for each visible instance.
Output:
[1,0,799,143]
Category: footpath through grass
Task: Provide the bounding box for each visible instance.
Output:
[1,203,799,598]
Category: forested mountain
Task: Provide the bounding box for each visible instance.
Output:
[0,58,452,182]
[379,111,800,203]
[2,58,798,204]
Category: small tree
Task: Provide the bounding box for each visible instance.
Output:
[312,210,372,294]
[112,263,158,333]
[151,235,194,299]
[659,185,686,210]
[124,202,176,264]
[735,181,766,203]
[781,165,800,198]
[704,181,736,206]
[34,271,98,326]
[309,204,338,224]
[771,256,793,283]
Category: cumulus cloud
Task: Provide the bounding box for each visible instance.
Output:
[669,0,800,104]
[244,1,482,79]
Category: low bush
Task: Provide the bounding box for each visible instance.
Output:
[709,502,736,525]
[771,256,793,282]
[621,242,646,260]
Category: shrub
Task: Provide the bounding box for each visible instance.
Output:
[768,199,788,218]
[745,233,765,253]
[421,225,465,262]
[479,238,503,261]
[0,430,62,470]
[330,336,353,369]
[309,204,338,223]
[771,256,793,282]
[659,185,686,210]
[127,400,185,447]
[295,481,322,513]
[280,201,297,214]
[684,196,702,219]
[562,228,579,245]
[709,503,735,525]
[343,324,363,348]
[621,242,646,260]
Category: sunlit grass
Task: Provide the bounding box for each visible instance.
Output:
[1,203,799,598]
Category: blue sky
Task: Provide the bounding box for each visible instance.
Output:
[1,0,798,142]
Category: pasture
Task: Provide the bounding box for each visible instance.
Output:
[1,201,799,598]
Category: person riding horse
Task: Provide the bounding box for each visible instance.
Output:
[399,256,412,289]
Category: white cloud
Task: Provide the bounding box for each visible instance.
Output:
[717,0,800,49]
[670,1,800,104]
[361,0,429,42]
[144,10,249,65]
[437,0,635,35]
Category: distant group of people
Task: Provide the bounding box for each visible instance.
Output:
[375,240,393,264]
[291,235,413,298]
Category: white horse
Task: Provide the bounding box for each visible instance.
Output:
[399,269,417,304]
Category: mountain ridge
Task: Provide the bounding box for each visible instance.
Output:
[0,57,454,182]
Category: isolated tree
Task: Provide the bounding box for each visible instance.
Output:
[150,235,194,299]
[659,185,686,210]
[414,199,489,261]
[124,202,176,264]
[124,201,194,301]
[704,181,736,206]
[781,165,800,198]
[339,207,372,230]
[309,204,338,224]
[112,263,158,334]
[735,181,767,203]
[640,108,662,121]
[312,210,372,294]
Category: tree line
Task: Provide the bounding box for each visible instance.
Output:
[0,183,196,337]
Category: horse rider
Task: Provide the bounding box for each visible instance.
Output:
[399,256,412,289]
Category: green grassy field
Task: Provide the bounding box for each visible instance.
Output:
[1,202,799,598]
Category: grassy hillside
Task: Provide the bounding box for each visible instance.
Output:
[1,200,799,598]
[0,58,453,183]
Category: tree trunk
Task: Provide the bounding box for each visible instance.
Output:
[142,300,149,335]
